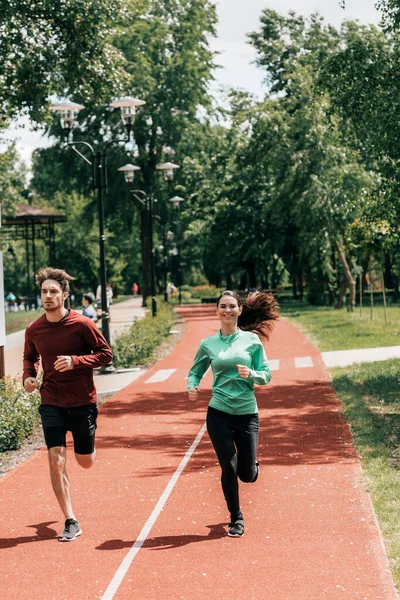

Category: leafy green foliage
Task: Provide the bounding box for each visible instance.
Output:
[0,0,129,123]
[0,378,41,453]
[112,300,175,367]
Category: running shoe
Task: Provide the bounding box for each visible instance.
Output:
[228,520,244,538]
[59,518,82,542]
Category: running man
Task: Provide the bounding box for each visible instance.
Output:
[23,267,113,542]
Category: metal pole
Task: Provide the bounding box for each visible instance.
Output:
[31,222,37,308]
[148,196,157,317]
[163,225,168,302]
[178,245,182,305]
[96,152,111,345]
[25,222,30,310]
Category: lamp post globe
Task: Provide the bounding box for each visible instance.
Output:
[49,100,85,131]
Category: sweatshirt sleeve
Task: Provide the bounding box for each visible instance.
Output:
[71,320,113,368]
[187,340,210,389]
[22,325,40,382]
[247,337,271,386]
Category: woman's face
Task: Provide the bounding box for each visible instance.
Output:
[217,295,242,325]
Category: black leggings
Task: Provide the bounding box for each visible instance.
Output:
[206,406,259,523]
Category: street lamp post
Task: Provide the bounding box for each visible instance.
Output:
[169,196,185,305]
[50,97,145,347]
[118,162,180,317]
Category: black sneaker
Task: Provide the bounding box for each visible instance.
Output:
[252,461,260,483]
[228,520,244,538]
[59,518,82,542]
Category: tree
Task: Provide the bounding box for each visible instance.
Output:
[0,0,130,123]
[248,9,375,307]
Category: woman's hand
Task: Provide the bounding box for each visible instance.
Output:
[236,364,250,379]
[188,386,200,401]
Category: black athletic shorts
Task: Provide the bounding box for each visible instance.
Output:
[38,403,98,455]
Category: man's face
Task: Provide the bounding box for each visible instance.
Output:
[41,279,68,312]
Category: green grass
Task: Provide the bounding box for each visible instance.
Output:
[283,302,400,587]
[331,361,400,585]
[5,310,43,335]
[281,301,400,351]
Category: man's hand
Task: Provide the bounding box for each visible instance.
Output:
[188,386,200,402]
[236,364,250,379]
[54,355,74,372]
[24,377,38,393]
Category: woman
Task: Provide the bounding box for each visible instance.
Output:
[187,290,279,538]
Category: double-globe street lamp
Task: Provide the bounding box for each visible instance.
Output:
[49,97,145,347]
[117,162,180,317]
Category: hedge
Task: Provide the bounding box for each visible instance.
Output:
[0,377,41,453]
[112,300,176,368]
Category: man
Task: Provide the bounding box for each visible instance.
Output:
[82,293,97,321]
[23,267,112,542]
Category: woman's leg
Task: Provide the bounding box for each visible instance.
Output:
[235,413,259,483]
[206,407,242,522]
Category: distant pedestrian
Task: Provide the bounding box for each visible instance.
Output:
[187,290,279,538]
[82,294,97,321]
[23,267,112,542]
[132,282,139,296]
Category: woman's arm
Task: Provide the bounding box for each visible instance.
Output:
[247,339,271,385]
[187,340,210,390]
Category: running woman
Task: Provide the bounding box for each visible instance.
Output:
[23,267,112,542]
[187,290,279,537]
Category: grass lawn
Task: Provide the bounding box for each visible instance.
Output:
[281,301,400,351]
[331,360,400,585]
[5,310,43,335]
[283,301,400,587]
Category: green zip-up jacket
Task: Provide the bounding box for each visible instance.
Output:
[187,329,271,415]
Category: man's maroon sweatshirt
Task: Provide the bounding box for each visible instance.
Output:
[23,310,113,407]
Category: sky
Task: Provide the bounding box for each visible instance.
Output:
[3,0,382,165]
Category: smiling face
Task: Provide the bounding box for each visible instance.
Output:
[41,279,68,313]
[216,294,242,326]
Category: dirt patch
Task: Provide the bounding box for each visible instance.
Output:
[0,312,187,479]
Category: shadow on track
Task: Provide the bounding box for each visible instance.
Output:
[0,521,58,548]
[95,522,228,551]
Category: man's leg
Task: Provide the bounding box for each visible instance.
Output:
[48,445,75,520]
[70,403,98,469]
[74,450,96,469]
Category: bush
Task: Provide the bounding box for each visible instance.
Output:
[112,301,176,368]
[0,377,41,453]
[190,285,222,299]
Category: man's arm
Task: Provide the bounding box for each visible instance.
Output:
[22,326,40,391]
[70,320,112,368]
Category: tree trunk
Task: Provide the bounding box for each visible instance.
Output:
[335,240,356,311]
[335,279,347,309]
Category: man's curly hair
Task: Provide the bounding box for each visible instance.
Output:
[35,267,75,293]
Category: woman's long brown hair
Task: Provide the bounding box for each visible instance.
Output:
[217,290,279,340]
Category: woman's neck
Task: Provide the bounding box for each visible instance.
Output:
[220,324,239,337]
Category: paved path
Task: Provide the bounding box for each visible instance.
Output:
[4,297,147,394]
[0,305,398,600]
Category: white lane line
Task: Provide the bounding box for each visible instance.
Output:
[145,369,176,384]
[268,359,280,371]
[101,422,207,600]
[295,356,313,368]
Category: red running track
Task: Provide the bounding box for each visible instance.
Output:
[0,306,398,600]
